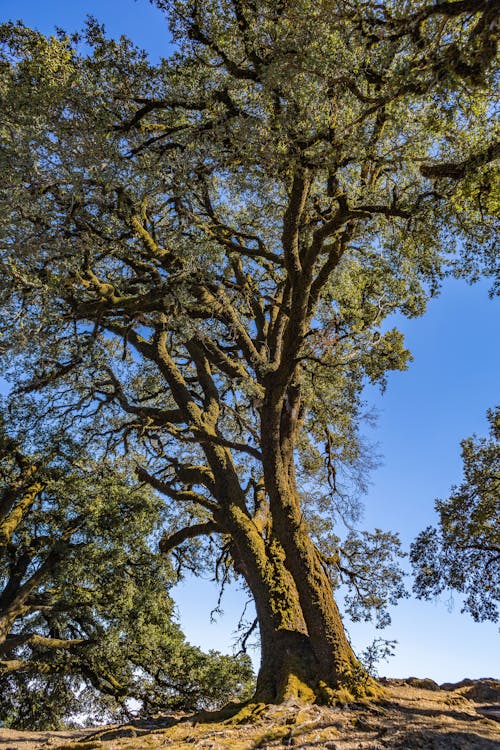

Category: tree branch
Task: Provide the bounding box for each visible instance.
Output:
[282,168,311,278]
[136,465,218,512]
[420,141,500,179]
[159,521,221,554]
[0,634,86,655]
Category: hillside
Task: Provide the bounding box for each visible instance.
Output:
[1,679,498,750]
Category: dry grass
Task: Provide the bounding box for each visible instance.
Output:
[0,679,498,750]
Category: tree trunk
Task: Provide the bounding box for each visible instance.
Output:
[273,506,361,691]
[198,442,326,702]
[178,420,366,703]
[231,510,367,704]
[226,509,321,702]
[258,393,369,702]
[255,626,319,703]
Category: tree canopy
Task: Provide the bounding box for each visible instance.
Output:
[0,418,253,728]
[0,0,498,706]
[411,407,500,624]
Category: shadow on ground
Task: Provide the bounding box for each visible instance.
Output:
[0,679,498,749]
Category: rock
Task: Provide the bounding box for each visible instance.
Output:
[405,677,441,691]
[476,707,500,723]
[391,730,500,749]
[461,681,500,703]
[441,678,499,698]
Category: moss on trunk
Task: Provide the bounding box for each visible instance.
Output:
[258,393,368,699]
[255,629,318,703]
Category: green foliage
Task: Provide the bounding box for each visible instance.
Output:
[0,675,90,731]
[0,419,254,728]
[411,407,500,622]
[0,0,497,703]
[144,647,255,713]
[359,638,397,679]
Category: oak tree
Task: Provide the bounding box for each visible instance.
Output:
[0,418,253,728]
[411,407,500,623]
[0,0,498,703]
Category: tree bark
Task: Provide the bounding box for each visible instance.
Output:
[223,507,321,702]
[230,501,366,703]
[255,627,319,703]
[258,389,366,701]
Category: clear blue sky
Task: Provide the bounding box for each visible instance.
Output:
[1,0,498,683]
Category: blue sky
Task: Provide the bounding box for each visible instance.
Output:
[1,0,498,683]
[172,278,500,682]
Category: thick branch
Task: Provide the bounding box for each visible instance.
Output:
[421,141,500,179]
[186,338,220,426]
[0,482,43,548]
[282,169,311,278]
[0,546,65,622]
[101,367,185,427]
[191,285,265,374]
[0,658,62,675]
[192,430,262,461]
[136,465,218,512]
[0,634,86,655]
[308,230,352,316]
[159,521,221,554]
[199,337,260,388]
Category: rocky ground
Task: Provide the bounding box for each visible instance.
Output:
[0,679,499,750]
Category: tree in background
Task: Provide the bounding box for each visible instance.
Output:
[411,407,500,623]
[0,416,253,729]
[0,0,498,704]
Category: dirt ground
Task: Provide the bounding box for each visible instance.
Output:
[0,679,499,750]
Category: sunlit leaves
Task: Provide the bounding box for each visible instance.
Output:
[411,407,500,622]
[0,1,498,688]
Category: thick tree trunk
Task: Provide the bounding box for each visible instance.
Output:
[227,504,360,703]
[273,510,361,690]
[226,511,321,702]
[180,417,366,703]
[232,512,367,703]
[258,393,369,701]
[200,443,326,702]
[255,627,319,703]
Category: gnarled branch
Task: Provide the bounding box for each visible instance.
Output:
[159,521,221,554]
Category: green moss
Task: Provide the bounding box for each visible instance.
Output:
[316,677,386,707]
[334,687,355,706]
[153,720,255,749]
[225,702,268,725]
[280,672,316,703]
[252,725,290,747]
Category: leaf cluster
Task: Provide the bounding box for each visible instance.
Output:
[0,0,498,693]
[0,417,253,728]
[411,407,500,622]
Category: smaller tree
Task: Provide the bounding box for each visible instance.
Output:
[411,407,500,622]
[0,415,253,729]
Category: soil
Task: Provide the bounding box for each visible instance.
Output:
[0,678,498,750]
